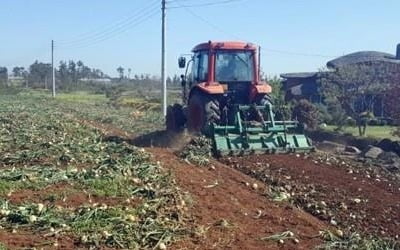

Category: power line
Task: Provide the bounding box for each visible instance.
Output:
[262,48,335,58]
[180,5,241,39]
[58,0,159,47]
[176,2,336,58]
[59,8,160,50]
[167,0,243,9]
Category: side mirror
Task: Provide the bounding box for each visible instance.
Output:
[178,57,186,68]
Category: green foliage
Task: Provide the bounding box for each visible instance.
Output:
[0,242,7,250]
[319,64,395,135]
[85,177,132,197]
[267,76,285,105]
[12,67,25,77]
[0,86,22,95]
[0,92,184,249]
[55,91,107,103]
[179,137,212,166]
[322,125,399,140]
[318,230,399,250]
[345,117,357,127]
[28,61,52,88]
[315,103,332,124]
[0,67,8,86]
[292,99,320,130]
[266,76,293,120]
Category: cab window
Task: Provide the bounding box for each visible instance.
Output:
[192,51,209,83]
[215,51,254,82]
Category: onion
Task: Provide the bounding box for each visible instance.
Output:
[29,215,37,223]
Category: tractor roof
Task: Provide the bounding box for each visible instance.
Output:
[192,41,257,52]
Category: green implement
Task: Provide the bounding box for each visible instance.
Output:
[211,104,313,156]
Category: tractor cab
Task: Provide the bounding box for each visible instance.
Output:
[178,41,270,105]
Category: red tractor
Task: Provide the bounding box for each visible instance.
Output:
[167,41,312,155]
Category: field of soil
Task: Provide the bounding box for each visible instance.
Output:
[149,148,326,249]
[221,154,400,238]
[0,91,399,249]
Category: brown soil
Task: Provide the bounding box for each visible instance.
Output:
[148,148,327,250]
[9,114,398,249]
[0,230,76,249]
[6,182,133,208]
[77,118,130,138]
[0,183,138,249]
[65,118,330,249]
[220,154,400,239]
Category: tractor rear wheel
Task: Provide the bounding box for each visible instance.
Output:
[256,94,272,106]
[187,92,220,135]
[166,104,186,132]
[253,94,273,121]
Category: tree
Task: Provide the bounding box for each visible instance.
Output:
[267,76,285,106]
[12,67,24,77]
[28,61,51,88]
[76,60,85,80]
[292,99,320,130]
[166,76,172,86]
[320,63,394,136]
[117,66,124,80]
[68,60,78,84]
[127,68,132,79]
[266,76,292,120]
[58,61,70,86]
[384,71,400,135]
[0,67,8,86]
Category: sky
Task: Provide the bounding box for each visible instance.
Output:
[0,0,399,78]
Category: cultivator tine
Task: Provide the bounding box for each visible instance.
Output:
[211,104,313,156]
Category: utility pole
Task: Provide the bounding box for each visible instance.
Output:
[161,0,167,116]
[51,40,56,97]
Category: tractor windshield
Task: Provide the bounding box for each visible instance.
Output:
[215,51,254,82]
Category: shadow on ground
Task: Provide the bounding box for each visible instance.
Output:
[103,130,194,150]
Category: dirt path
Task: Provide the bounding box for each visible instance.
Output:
[221,154,400,239]
[148,148,326,250]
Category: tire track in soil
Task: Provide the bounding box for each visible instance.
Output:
[148,148,326,250]
[220,154,400,239]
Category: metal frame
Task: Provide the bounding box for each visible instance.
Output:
[212,104,313,156]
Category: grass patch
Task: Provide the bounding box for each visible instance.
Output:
[56,91,107,103]
[85,177,134,197]
[323,125,399,140]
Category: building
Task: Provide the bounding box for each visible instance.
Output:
[280,44,400,116]
[280,72,322,103]
[281,44,400,102]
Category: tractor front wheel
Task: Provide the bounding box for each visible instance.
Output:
[187,92,220,135]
